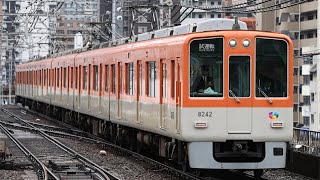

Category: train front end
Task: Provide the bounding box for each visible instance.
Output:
[181,31,293,171]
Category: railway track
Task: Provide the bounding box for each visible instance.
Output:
[2,105,267,180]
[0,106,118,180]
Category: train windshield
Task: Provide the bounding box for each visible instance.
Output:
[256,38,288,97]
[229,56,250,98]
[189,38,223,97]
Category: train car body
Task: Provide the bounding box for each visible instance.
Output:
[16,19,293,175]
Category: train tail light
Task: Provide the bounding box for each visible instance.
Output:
[194,121,208,128]
[270,121,284,128]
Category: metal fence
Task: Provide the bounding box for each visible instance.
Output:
[292,128,320,155]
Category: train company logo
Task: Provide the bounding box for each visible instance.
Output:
[199,43,215,52]
[269,112,279,120]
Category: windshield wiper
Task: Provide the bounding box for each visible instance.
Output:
[257,87,273,104]
[229,90,240,103]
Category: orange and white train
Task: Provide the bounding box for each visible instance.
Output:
[15,19,293,177]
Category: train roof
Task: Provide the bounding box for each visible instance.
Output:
[24,19,248,63]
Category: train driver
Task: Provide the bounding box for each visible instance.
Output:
[192,65,215,93]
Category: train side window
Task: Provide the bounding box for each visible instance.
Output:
[171,60,175,99]
[83,66,88,90]
[70,67,73,88]
[63,67,67,88]
[126,62,134,95]
[139,62,142,96]
[44,69,46,86]
[39,70,42,86]
[48,69,51,87]
[75,67,78,89]
[99,64,102,94]
[162,62,167,98]
[93,65,98,91]
[111,64,116,93]
[105,65,109,92]
[147,61,156,97]
[57,68,60,87]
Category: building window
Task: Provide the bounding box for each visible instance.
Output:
[307,33,314,38]
[138,26,148,33]
[126,62,134,95]
[211,14,215,18]
[199,14,203,18]
[311,93,315,102]
[303,96,310,105]
[303,116,310,127]
[138,16,147,23]
[304,75,310,84]
[294,86,298,93]
[148,61,156,97]
[294,104,298,112]
[294,68,298,75]
[307,15,314,20]
[311,114,314,124]
[93,65,98,91]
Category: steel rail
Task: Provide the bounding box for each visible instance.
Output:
[0,123,59,180]
[1,107,117,180]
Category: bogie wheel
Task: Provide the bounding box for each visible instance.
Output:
[254,169,263,179]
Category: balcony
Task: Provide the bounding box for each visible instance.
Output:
[279,21,299,30]
[294,58,303,67]
[301,0,318,12]
[294,76,298,85]
[294,93,298,101]
[300,38,317,48]
[301,19,317,31]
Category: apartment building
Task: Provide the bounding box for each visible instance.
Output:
[256,0,319,129]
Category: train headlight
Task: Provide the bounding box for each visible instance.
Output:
[229,39,237,48]
[242,39,250,48]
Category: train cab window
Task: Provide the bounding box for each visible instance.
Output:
[93,65,98,91]
[189,38,223,97]
[126,62,134,95]
[83,66,88,90]
[147,61,156,97]
[229,56,250,97]
[256,38,288,97]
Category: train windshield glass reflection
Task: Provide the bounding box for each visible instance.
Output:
[189,38,223,97]
[256,38,288,97]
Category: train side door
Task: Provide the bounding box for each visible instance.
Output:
[227,56,252,134]
[136,61,142,124]
[160,59,167,129]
